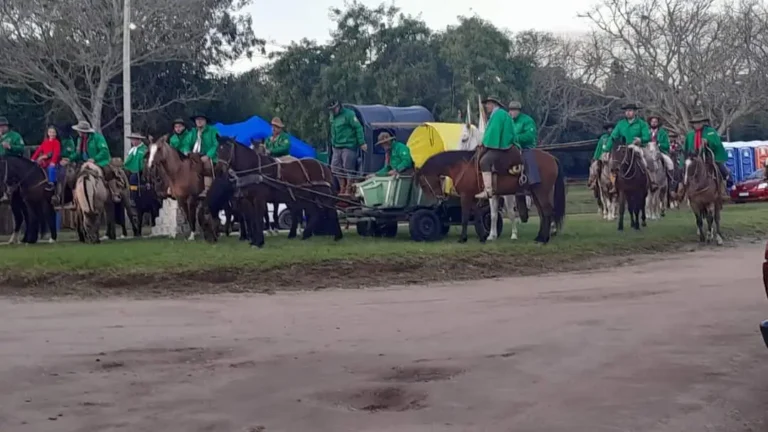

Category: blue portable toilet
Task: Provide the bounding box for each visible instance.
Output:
[738,146,756,181]
[724,147,739,183]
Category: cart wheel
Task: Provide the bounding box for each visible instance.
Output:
[380,222,398,238]
[475,205,503,241]
[356,221,371,237]
[409,209,443,242]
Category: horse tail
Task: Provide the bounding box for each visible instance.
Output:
[552,158,566,231]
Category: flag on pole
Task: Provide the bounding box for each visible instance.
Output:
[465,99,471,125]
[477,95,487,133]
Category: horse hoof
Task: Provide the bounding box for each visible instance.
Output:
[716,236,724,246]
[334,234,343,242]
[487,235,497,242]
[287,234,297,239]
[510,233,518,240]
[458,237,467,244]
[47,238,55,244]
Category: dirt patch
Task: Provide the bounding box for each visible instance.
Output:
[380,366,465,383]
[316,385,428,412]
[0,243,702,299]
[538,288,668,303]
[88,346,235,370]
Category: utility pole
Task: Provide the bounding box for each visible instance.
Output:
[122,0,132,160]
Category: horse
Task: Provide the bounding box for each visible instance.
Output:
[589,156,618,220]
[0,156,57,244]
[127,161,164,237]
[209,138,342,247]
[607,141,648,231]
[668,148,685,210]
[73,162,109,243]
[683,149,723,245]
[644,140,671,220]
[416,149,565,244]
[147,135,215,241]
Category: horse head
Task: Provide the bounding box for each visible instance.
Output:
[147,134,172,168]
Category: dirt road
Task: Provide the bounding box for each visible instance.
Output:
[1,243,767,432]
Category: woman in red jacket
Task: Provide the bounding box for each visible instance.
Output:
[31,125,62,182]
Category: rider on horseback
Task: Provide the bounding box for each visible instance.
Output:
[265,117,291,158]
[610,103,653,184]
[169,118,192,155]
[188,114,219,197]
[475,96,515,200]
[124,132,148,191]
[0,117,25,157]
[508,100,539,214]
[65,121,121,203]
[683,112,729,193]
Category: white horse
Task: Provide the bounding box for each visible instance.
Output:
[590,155,618,220]
[644,141,674,220]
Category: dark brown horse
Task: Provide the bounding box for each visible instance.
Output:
[209,138,342,248]
[416,148,566,244]
[0,156,57,244]
[683,149,723,245]
[607,140,648,231]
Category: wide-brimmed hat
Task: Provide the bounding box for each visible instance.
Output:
[621,103,640,110]
[72,120,95,133]
[190,114,210,123]
[126,132,146,140]
[0,116,9,127]
[270,117,285,128]
[646,113,663,122]
[690,112,709,123]
[482,96,504,107]
[376,131,395,146]
[508,101,523,110]
[172,118,186,126]
[326,100,340,110]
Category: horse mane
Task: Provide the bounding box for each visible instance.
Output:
[1,155,47,183]
[419,150,475,175]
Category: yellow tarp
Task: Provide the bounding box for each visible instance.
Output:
[407,123,466,195]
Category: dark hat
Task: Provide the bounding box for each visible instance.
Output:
[0,116,9,127]
[482,96,504,107]
[646,113,663,122]
[690,112,709,123]
[172,118,186,126]
[190,114,210,122]
[603,122,614,130]
[508,100,522,110]
[326,100,340,110]
[621,103,640,110]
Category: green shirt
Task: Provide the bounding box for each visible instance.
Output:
[60,137,76,160]
[330,108,364,149]
[170,130,193,154]
[610,118,651,147]
[190,125,219,163]
[650,127,670,154]
[482,108,515,150]
[375,141,413,176]
[73,132,111,167]
[265,132,291,157]
[593,134,612,160]
[124,143,147,173]
[511,113,537,149]
[0,131,25,157]
[683,126,726,164]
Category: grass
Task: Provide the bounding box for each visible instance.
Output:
[0,200,765,275]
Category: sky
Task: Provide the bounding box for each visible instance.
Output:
[228,0,596,73]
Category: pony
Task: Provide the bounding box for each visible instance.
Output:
[147,135,215,241]
[590,156,618,220]
[416,149,565,244]
[209,138,342,248]
[668,147,685,210]
[683,148,723,245]
[0,156,57,244]
[644,139,671,220]
[73,162,109,243]
[607,139,648,231]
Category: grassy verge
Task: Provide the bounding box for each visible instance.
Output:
[0,201,764,298]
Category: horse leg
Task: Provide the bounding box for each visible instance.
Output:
[705,205,715,243]
[487,197,499,241]
[329,205,343,241]
[272,202,280,233]
[714,203,724,246]
[301,205,319,240]
[458,195,472,243]
[532,188,553,244]
[46,201,57,243]
[23,199,40,244]
[251,198,266,248]
[695,211,705,242]
[8,192,25,244]
[287,203,299,239]
[503,195,518,240]
[186,198,197,241]
[617,191,626,231]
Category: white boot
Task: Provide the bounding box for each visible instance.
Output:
[474,172,494,199]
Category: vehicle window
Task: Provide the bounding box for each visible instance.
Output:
[747,169,765,180]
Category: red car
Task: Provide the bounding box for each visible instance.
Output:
[760,240,768,347]
[731,168,767,203]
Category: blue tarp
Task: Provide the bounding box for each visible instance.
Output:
[213,116,317,159]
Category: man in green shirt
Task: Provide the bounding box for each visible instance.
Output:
[68,120,121,202]
[590,122,614,190]
[124,133,148,203]
[683,112,729,191]
[265,117,291,158]
[610,103,653,184]
[169,118,192,155]
[476,96,515,199]
[0,117,25,157]
[189,114,219,197]
[328,100,365,195]
[372,132,413,177]
[648,114,675,178]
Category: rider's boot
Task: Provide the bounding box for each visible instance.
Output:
[474,172,494,199]
[200,176,212,198]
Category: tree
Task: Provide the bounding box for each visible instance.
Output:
[582,0,768,134]
[0,0,262,131]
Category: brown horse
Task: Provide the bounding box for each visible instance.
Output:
[0,156,58,244]
[416,148,566,244]
[683,150,723,245]
[209,138,342,248]
[607,141,648,231]
[147,135,215,241]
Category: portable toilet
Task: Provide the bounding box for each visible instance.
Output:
[755,143,768,170]
[724,147,739,183]
[737,146,756,181]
